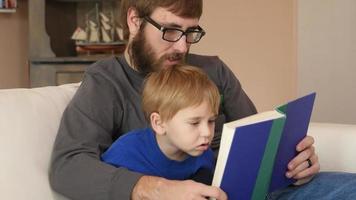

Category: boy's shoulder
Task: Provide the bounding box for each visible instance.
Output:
[117,128,153,143]
[103,128,154,158]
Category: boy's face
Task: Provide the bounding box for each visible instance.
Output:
[158,100,216,161]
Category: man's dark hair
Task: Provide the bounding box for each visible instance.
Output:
[119,0,203,40]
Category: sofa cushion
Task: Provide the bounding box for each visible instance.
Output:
[0,83,79,200]
[1,82,355,199]
[308,123,356,173]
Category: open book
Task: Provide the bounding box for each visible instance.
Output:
[212,93,316,200]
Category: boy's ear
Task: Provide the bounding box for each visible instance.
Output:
[150,112,166,135]
[127,7,141,37]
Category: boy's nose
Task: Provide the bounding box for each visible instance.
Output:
[200,125,213,138]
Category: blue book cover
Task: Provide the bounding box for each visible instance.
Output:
[211,93,316,200]
[268,92,316,192]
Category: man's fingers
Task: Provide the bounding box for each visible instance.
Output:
[286,154,319,179]
[199,185,227,200]
[296,135,314,151]
[288,145,315,170]
[293,154,320,179]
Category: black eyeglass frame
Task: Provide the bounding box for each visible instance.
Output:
[143,16,206,44]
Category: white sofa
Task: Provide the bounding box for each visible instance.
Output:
[0,83,356,200]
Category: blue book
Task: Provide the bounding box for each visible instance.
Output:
[212,93,316,200]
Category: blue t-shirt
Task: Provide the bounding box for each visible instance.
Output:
[101,128,214,180]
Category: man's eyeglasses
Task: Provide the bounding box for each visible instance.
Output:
[143,16,206,44]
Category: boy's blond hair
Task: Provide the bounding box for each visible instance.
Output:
[142,65,220,122]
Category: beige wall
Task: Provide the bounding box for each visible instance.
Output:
[1,1,353,123]
[0,0,297,112]
[298,0,356,124]
[0,0,28,89]
[192,0,297,111]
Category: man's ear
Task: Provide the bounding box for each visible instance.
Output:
[150,112,166,135]
[127,7,141,37]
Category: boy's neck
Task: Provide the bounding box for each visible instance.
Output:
[155,134,188,161]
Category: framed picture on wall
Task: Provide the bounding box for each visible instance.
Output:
[0,0,17,13]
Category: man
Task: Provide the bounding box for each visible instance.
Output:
[50,0,320,199]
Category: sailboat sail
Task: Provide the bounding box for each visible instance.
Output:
[102,28,112,42]
[71,27,87,41]
[88,20,99,42]
[101,20,111,30]
[100,12,110,22]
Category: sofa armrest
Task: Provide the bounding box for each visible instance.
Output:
[0,83,79,200]
[308,122,356,173]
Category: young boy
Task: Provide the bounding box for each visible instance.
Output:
[101,65,220,182]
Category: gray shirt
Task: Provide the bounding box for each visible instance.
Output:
[49,54,257,200]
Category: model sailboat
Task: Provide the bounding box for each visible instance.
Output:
[71,3,125,54]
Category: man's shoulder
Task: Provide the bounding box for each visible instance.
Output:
[82,56,130,88]
[187,53,222,67]
[187,54,232,85]
[86,56,121,74]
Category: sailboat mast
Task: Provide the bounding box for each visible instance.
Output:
[85,14,90,43]
[95,3,101,43]
[110,7,115,41]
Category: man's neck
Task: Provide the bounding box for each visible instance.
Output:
[124,49,139,72]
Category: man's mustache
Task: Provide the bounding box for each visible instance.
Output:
[166,53,185,61]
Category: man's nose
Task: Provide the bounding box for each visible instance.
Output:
[172,35,189,53]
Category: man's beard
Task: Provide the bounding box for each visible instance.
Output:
[129,29,186,74]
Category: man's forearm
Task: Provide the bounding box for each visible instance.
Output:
[50,153,143,200]
[131,175,228,200]
[131,176,168,200]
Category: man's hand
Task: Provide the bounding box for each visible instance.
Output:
[286,135,320,185]
[131,175,227,200]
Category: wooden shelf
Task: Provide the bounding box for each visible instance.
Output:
[28,0,122,87]
[54,0,101,2]
[0,8,16,13]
